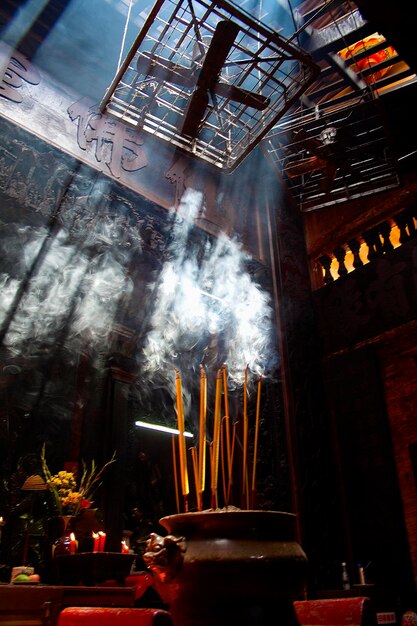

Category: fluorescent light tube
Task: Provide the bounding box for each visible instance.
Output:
[135,420,193,438]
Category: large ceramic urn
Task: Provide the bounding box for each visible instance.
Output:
[143,509,308,626]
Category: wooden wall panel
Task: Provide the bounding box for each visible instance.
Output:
[322,346,415,602]
[379,335,417,588]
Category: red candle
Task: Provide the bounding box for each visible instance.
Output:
[69,533,77,554]
[98,531,106,552]
[121,540,129,553]
[92,532,100,553]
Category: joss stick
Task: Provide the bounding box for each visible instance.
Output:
[171,435,180,514]
[190,446,199,509]
[244,469,249,510]
[220,417,228,504]
[208,441,214,506]
[242,365,249,508]
[251,374,262,509]
[227,420,238,504]
[175,369,189,511]
[198,366,207,511]
[210,368,222,509]
[222,365,232,496]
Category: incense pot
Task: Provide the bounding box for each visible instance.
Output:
[143,509,308,626]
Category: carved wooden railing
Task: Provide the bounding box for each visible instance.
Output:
[316,203,417,287]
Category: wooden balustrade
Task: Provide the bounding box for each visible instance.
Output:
[315,203,417,287]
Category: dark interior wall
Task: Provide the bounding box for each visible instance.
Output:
[0,114,177,565]
[314,239,417,602]
[0,114,169,463]
[323,347,415,603]
[379,333,417,589]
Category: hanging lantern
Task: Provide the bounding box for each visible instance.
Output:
[339,35,396,84]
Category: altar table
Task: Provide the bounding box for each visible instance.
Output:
[0,583,136,626]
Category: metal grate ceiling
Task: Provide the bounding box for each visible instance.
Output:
[290,0,416,109]
[99,0,416,200]
[263,93,400,212]
[262,0,416,210]
[99,0,319,172]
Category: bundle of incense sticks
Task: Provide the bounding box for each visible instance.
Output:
[173,365,262,512]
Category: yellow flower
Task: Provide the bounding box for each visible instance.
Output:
[41,444,116,516]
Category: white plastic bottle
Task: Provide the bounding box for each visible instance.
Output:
[342,562,351,590]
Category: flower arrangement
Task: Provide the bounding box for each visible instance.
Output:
[41,444,116,516]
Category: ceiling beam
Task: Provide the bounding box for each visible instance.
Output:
[326,52,368,90]
[299,10,373,60]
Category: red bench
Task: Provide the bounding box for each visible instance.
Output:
[57,607,174,626]
[294,597,372,626]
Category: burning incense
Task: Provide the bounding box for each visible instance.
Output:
[171,365,264,512]
[222,364,232,502]
[220,417,227,503]
[175,369,189,510]
[198,366,207,511]
[251,374,262,508]
[227,420,238,504]
[171,435,180,513]
[242,364,249,508]
[210,368,222,509]
[190,446,199,508]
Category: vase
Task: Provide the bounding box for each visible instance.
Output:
[143,509,308,626]
[51,515,77,558]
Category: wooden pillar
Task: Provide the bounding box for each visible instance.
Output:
[103,365,136,553]
[263,175,346,590]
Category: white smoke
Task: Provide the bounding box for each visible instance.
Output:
[142,188,278,387]
[0,187,278,405]
[1,223,134,358]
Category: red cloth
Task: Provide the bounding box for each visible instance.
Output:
[58,607,173,626]
[98,572,154,601]
[125,573,154,601]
